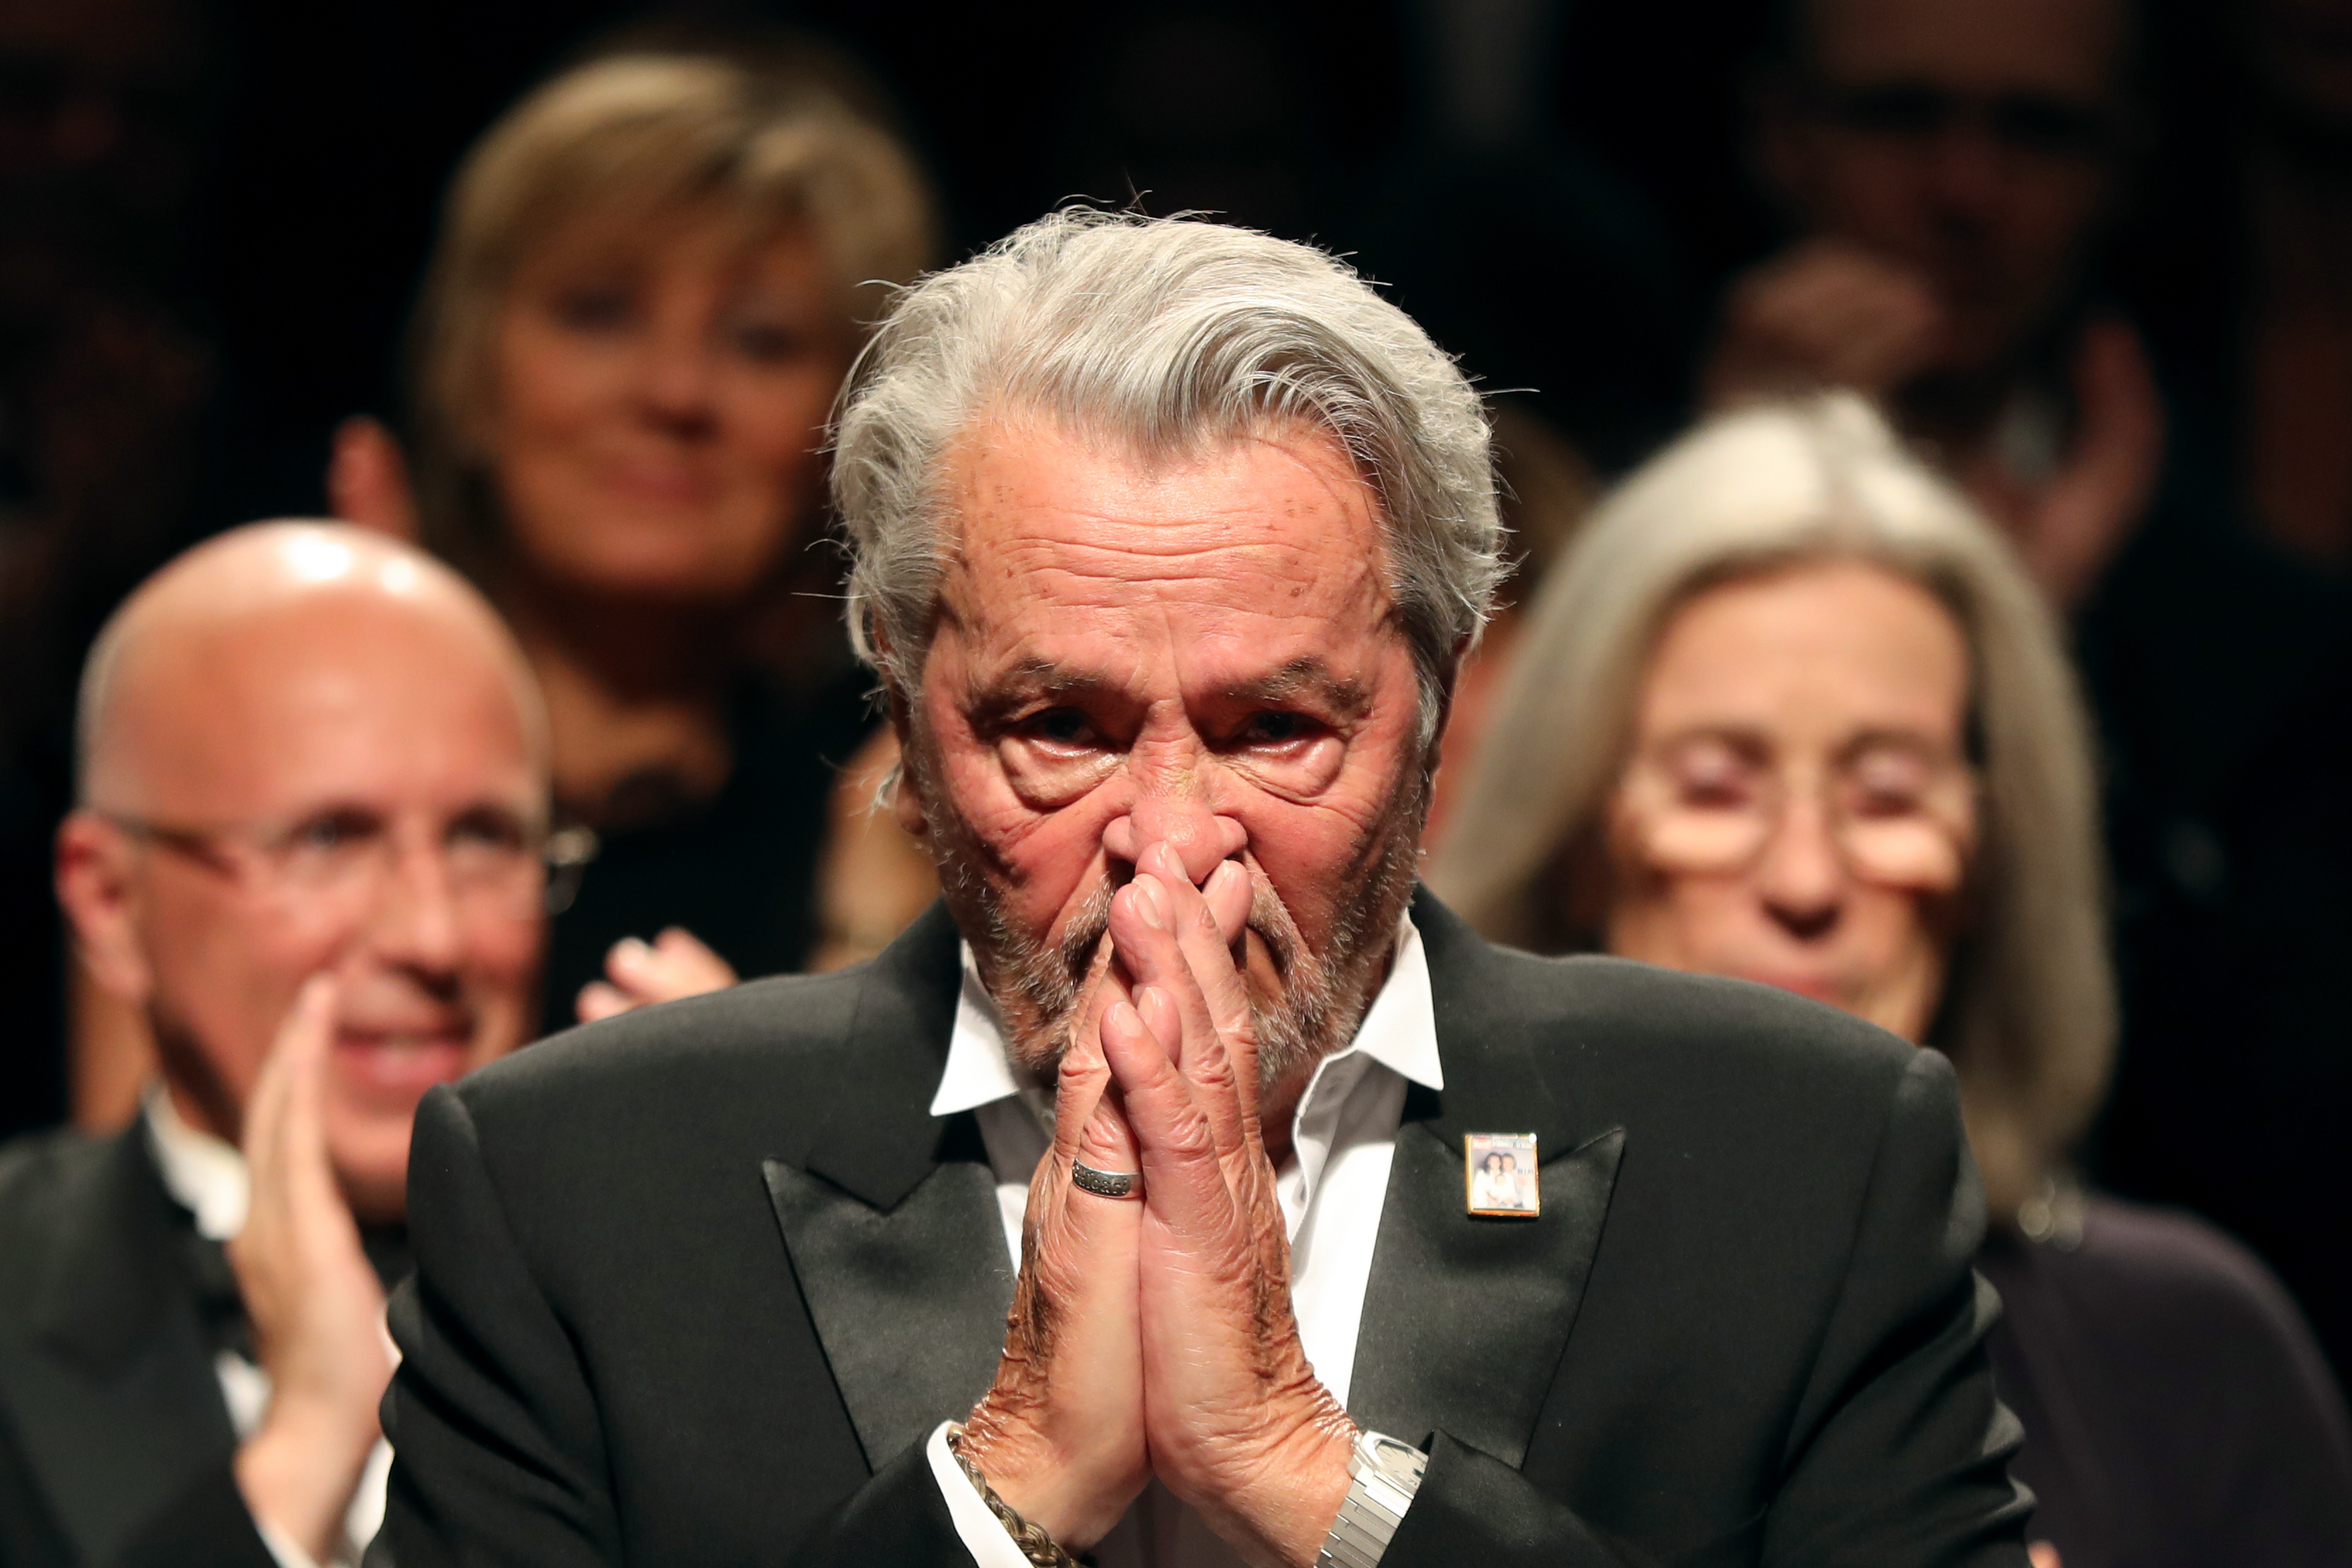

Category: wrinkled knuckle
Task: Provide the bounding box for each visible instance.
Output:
[1165,1109,1220,1163]
[1074,1122,1134,1169]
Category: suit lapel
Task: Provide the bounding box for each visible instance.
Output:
[1347,893,1626,1469]
[2,1125,235,1562]
[761,904,1016,1472]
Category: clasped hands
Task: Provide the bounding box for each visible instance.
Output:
[957,834,1357,1568]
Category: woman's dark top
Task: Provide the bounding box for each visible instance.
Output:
[538,668,876,1039]
[1980,1194,2352,1567]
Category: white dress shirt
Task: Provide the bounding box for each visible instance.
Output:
[144,1090,393,1568]
[921,918,1443,1568]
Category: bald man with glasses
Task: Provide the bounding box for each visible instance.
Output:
[0,522,551,1568]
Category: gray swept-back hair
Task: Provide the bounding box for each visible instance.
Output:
[1431,394,2113,1215]
[830,208,1506,746]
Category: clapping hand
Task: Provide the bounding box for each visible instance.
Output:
[229,975,393,1564]
[1956,317,2162,611]
[1702,238,1947,408]
[576,926,740,1023]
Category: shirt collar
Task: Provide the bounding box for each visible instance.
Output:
[929,948,1042,1117]
[142,1084,250,1242]
[926,912,1443,1119]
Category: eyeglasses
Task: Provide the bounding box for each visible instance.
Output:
[1806,80,2123,164]
[106,806,599,920]
[1614,733,1976,892]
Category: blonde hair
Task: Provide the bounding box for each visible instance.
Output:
[1428,394,2113,1212]
[408,46,938,570]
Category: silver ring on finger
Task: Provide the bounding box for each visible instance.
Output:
[1070,1161,1142,1199]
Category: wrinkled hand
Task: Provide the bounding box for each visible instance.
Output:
[957,960,1151,1548]
[1959,317,2162,612]
[229,975,392,1564]
[576,926,740,1024]
[1103,843,1356,1568]
[1703,238,1946,408]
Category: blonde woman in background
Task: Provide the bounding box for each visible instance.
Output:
[342,32,941,1033]
[1431,395,2352,1568]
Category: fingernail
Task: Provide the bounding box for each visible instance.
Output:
[615,937,650,967]
[1103,998,1143,1045]
[1135,881,1167,929]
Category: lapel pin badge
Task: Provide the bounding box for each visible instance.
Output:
[1464,1132,1541,1218]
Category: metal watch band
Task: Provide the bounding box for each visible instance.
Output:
[1315,1431,1428,1568]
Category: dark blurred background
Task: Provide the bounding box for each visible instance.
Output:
[4,0,2346,1378]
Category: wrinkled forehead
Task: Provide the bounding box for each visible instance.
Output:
[931,412,1397,646]
[1637,561,1973,748]
[106,591,542,819]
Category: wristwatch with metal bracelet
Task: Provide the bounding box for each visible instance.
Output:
[1314,1431,1428,1568]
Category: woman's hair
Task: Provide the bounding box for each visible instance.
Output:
[1428,393,2113,1210]
[407,40,938,574]
[830,208,1506,750]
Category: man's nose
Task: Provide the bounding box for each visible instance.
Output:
[364,840,466,976]
[1756,796,1845,940]
[1105,795,1247,888]
[1927,123,2009,222]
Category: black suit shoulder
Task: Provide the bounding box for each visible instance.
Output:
[1438,935,1936,1175]
[1483,945,1914,1072]
[0,1126,114,1264]
[459,966,869,1128]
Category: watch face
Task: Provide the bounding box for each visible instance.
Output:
[1360,1433,1430,1483]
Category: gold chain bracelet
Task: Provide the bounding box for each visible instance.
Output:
[944,1423,1083,1568]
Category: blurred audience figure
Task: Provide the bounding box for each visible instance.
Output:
[1711,0,2158,608]
[2086,0,2352,1378]
[1344,0,1698,477]
[2227,0,2352,572]
[1722,0,2352,1379]
[1433,396,2352,1568]
[338,37,941,1034]
[0,0,216,1141]
[0,523,547,1566]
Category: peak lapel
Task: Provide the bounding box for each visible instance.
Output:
[761,903,1015,1472]
[1347,893,1627,1468]
[6,1127,236,1563]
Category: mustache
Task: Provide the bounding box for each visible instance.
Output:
[1058,867,1305,989]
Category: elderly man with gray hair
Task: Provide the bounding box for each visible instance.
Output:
[376,211,2034,1568]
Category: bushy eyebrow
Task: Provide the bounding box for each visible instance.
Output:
[1223,655,1371,719]
[965,659,1112,730]
[964,652,1371,728]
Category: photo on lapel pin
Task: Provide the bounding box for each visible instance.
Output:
[1464,1132,1541,1217]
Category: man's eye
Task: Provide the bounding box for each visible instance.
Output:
[281,809,380,859]
[1243,711,1311,745]
[1028,709,1094,746]
[448,810,529,855]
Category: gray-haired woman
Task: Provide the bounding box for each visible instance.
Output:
[1431,393,2352,1568]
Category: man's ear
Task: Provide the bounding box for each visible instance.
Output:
[869,627,933,840]
[54,810,153,1004]
[885,688,932,840]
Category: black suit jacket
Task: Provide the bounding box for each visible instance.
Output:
[0,1122,278,1568]
[376,895,2031,1567]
